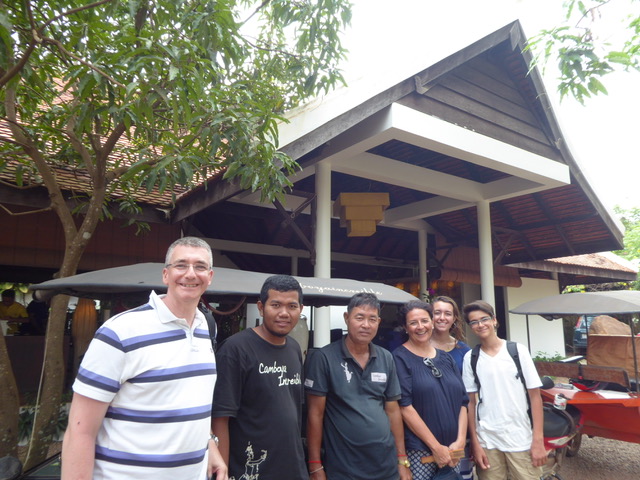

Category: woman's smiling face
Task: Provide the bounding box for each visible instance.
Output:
[404,308,433,344]
[432,300,455,334]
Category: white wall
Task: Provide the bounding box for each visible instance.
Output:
[506,277,565,358]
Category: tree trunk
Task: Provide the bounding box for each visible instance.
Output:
[22,295,70,469]
[0,331,20,457]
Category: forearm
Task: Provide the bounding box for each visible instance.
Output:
[207,438,228,480]
[61,393,108,480]
[467,396,478,442]
[453,406,468,447]
[385,402,407,455]
[306,396,325,462]
[529,390,544,443]
[211,416,230,465]
[400,405,441,451]
[61,429,96,479]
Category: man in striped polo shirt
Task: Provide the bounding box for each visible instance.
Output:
[62,237,227,479]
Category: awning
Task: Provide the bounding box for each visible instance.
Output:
[510,290,640,317]
[30,263,418,307]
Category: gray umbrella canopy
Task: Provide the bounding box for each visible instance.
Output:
[30,263,418,307]
[510,290,640,318]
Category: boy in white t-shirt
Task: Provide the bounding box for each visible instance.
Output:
[461,300,546,480]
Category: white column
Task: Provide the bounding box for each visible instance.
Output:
[477,200,495,307]
[314,161,331,347]
[418,228,428,301]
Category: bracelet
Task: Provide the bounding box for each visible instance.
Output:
[310,466,324,475]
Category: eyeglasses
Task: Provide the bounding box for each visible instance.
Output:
[423,357,442,378]
[166,262,211,273]
[468,316,493,328]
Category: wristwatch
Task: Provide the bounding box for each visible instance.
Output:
[210,434,219,446]
[398,458,410,468]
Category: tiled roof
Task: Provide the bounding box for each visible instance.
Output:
[0,122,213,208]
[545,252,637,274]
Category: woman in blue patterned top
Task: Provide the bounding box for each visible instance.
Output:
[393,300,469,480]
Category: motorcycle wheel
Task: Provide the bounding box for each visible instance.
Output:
[565,432,582,457]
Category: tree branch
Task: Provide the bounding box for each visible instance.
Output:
[40,0,114,33]
[0,179,43,189]
[105,155,161,183]
[0,0,114,88]
[0,204,52,216]
[40,36,126,89]
[241,0,272,26]
[64,98,97,179]
[4,85,77,236]
[0,43,37,89]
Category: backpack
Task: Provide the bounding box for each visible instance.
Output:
[469,340,532,425]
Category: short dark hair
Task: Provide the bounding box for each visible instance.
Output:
[165,237,213,267]
[2,289,16,298]
[397,300,432,325]
[462,300,495,323]
[347,292,380,315]
[260,275,303,304]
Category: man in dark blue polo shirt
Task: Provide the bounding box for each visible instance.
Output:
[305,293,411,480]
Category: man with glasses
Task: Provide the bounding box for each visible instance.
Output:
[461,300,546,480]
[62,237,227,480]
[305,293,411,480]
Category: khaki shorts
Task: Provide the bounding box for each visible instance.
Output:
[477,449,542,480]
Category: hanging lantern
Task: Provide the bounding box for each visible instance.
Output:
[72,298,98,358]
[333,193,390,237]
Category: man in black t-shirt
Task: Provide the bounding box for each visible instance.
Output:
[212,275,308,480]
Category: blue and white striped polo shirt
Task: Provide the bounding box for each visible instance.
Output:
[73,291,216,479]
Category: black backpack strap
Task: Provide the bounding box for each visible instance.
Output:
[507,340,532,426]
[198,301,217,352]
[470,344,482,420]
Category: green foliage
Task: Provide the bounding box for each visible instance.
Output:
[527,0,640,104]
[533,352,566,362]
[18,402,69,444]
[614,206,640,260]
[0,0,352,206]
[613,206,640,289]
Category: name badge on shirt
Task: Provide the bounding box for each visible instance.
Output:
[371,372,387,383]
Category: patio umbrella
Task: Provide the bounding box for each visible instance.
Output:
[30,263,418,307]
[510,290,640,318]
[510,290,640,389]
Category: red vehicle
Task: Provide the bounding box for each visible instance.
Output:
[511,291,640,456]
[539,377,584,480]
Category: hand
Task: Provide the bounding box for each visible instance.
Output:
[432,443,452,468]
[207,440,228,480]
[398,462,412,480]
[530,439,548,468]
[448,439,466,466]
[471,442,490,470]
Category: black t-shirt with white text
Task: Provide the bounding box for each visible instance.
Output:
[212,328,308,480]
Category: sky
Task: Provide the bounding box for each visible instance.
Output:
[339,0,640,215]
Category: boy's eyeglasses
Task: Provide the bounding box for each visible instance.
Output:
[468,316,493,328]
